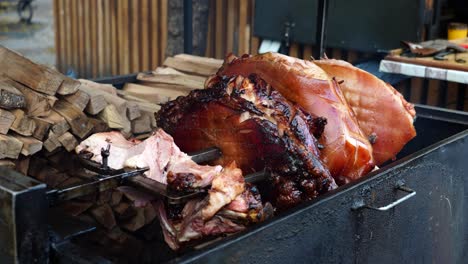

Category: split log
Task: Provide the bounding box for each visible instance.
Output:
[163,55,222,76]
[123,83,186,101]
[79,81,127,122]
[43,111,70,137]
[78,85,107,115]
[98,104,127,131]
[153,67,186,75]
[12,134,43,156]
[0,159,16,169]
[134,101,161,114]
[35,166,70,187]
[136,81,195,92]
[58,201,93,217]
[53,100,93,139]
[97,103,131,135]
[90,204,117,230]
[57,132,78,152]
[14,155,30,175]
[43,130,62,152]
[131,112,152,134]
[0,134,23,159]
[110,191,123,206]
[0,78,26,109]
[0,45,64,95]
[120,207,146,232]
[175,53,224,66]
[113,202,137,221]
[137,71,206,89]
[143,203,157,225]
[79,79,118,95]
[10,109,36,136]
[32,117,51,140]
[88,117,110,133]
[57,78,80,95]
[62,90,90,112]
[97,190,113,205]
[126,101,141,121]
[45,150,80,173]
[0,109,15,134]
[117,89,170,105]
[55,177,83,189]
[5,78,55,117]
[27,156,48,178]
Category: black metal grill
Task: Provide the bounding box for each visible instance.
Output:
[1,74,467,263]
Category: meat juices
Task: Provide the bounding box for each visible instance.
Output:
[157,74,337,209]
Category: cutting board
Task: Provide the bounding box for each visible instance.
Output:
[385,38,468,72]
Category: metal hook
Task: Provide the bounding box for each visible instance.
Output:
[100,144,111,171]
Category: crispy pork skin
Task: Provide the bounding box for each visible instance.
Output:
[157,74,337,208]
[313,59,416,164]
[217,53,375,184]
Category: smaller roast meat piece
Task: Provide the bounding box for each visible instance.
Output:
[157,74,337,208]
[76,130,222,186]
[156,163,269,250]
[313,59,416,165]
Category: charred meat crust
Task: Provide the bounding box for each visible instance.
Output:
[157,74,336,208]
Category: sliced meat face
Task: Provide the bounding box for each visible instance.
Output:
[313,59,416,164]
[217,53,375,184]
[157,74,337,208]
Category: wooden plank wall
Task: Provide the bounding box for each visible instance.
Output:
[53,0,167,78]
[53,0,467,110]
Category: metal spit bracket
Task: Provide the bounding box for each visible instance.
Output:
[0,167,49,263]
[352,182,416,211]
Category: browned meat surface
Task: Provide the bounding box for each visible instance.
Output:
[157,74,337,208]
[313,59,416,164]
[217,53,375,184]
[155,163,269,250]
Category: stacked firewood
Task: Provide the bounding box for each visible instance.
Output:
[0,45,225,254]
[120,53,223,108]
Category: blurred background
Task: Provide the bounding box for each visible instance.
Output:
[0,0,467,109]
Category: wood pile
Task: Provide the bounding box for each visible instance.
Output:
[0,46,222,249]
[121,54,223,104]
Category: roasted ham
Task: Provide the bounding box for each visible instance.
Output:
[76,130,268,249]
[157,164,269,250]
[313,59,416,164]
[157,74,337,208]
[217,53,375,184]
